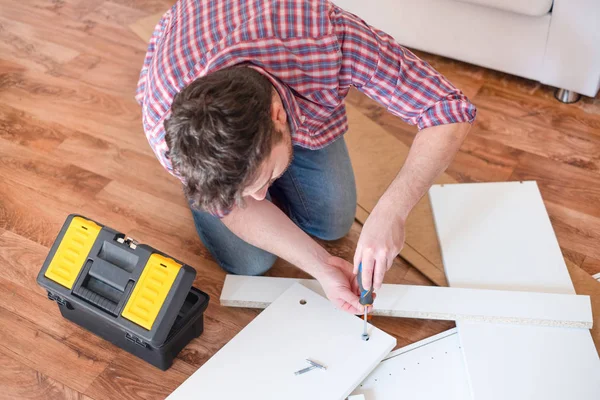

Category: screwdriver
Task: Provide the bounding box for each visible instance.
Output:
[357,262,374,341]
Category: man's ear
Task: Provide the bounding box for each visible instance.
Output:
[271,91,287,125]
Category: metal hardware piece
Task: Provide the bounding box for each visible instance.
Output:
[294,365,316,375]
[305,359,326,370]
[294,359,327,375]
[117,236,139,250]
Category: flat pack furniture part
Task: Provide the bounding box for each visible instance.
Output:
[429,181,600,400]
[351,328,471,400]
[167,283,396,400]
[221,275,593,329]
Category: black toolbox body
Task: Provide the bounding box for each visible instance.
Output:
[55,286,206,370]
[37,214,209,370]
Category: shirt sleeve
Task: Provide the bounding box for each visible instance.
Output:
[331,6,476,129]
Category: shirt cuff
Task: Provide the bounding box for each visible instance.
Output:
[417,97,477,131]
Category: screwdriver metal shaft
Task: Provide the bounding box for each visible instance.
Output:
[358,262,373,341]
[362,308,369,341]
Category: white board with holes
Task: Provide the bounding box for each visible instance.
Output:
[430,181,600,400]
[167,283,396,400]
[350,328,471,399]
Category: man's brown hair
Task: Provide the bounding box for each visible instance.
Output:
[164,66,281,215]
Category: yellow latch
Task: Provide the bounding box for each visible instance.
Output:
[44,217,101,289]
[121,254,181,330]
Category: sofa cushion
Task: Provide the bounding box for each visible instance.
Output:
[454,0,553,17]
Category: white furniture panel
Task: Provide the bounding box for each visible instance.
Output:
[168,283,396,400]
[430,181,600,400]
[351,329,472,399]
[221,275,593,328]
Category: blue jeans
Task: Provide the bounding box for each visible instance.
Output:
[190,137,357,275]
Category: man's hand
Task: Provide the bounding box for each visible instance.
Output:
[354,199,406,291]
[316,255,367,314]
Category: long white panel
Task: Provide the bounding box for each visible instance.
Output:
[221,275,593,328]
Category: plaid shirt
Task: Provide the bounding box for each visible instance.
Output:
[136,0,476,177]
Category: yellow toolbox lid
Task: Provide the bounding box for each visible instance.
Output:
[44,217,101,289]
[121,253,181,330]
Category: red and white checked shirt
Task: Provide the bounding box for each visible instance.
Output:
[136,0,476,177]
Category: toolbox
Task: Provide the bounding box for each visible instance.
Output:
[36,214,209,370]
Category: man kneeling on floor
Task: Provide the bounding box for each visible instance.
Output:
[135,0,477,314]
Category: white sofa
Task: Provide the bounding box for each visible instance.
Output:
[334,0,600,102]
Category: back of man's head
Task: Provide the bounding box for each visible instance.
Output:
[164,67,281,215]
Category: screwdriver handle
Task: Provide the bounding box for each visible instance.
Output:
[357,262,374,306]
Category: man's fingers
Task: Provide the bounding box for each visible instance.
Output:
[387,253,395,270]
[339,290,364,314]
[353,245,362,275]
[340,301,359,314]
[351,278,360,296]
[373,254,387,291]
[361,251,375,290]
[339,300,360,315]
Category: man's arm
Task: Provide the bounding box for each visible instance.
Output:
[332,6,476,290]
[222,199,364,313]
[381,122,470,223]
[223,199,325,276]
[355,122,470,289]
[332,7,476,130]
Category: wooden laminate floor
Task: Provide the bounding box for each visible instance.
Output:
[1,1,599,399]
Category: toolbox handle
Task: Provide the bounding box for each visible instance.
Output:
[89,258,131,292]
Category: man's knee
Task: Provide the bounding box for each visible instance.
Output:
[308,188,357,241]
[190,205,277,276]
[218,250,277,276]
[315,205,356,241]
